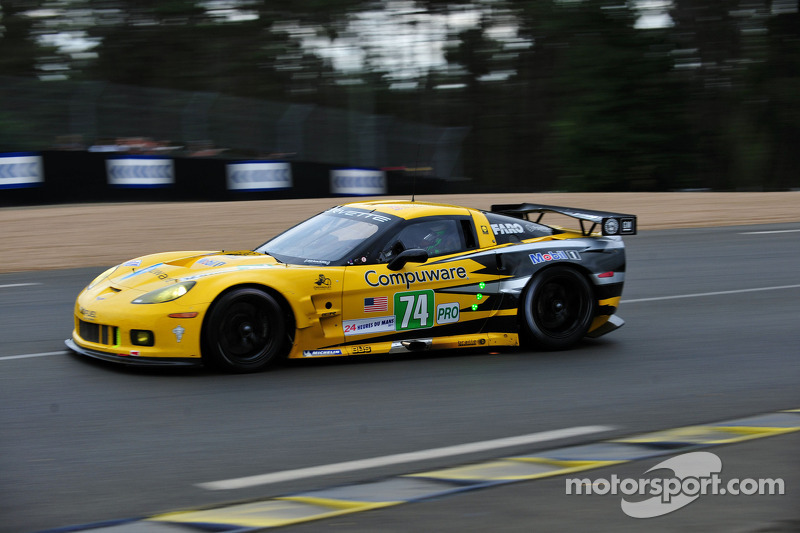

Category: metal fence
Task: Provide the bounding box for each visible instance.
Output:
[0,76,467,179]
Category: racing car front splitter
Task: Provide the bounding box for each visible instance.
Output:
[65,339,201,367]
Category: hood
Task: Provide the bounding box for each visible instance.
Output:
[108,251,283,292]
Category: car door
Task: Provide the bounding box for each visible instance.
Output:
[341,217,487,345]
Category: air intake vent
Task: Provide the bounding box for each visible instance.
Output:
[79,320,119,346]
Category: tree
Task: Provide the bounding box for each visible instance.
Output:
[759,8,800,189]
[0,0,50,77]
[513,0,694,191]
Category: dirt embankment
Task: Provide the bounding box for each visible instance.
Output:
[2,192,799,273]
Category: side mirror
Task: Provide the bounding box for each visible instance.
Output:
[387,248,428,271]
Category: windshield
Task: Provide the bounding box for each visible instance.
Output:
[256,208,396,265]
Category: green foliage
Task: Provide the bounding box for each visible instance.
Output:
[537,1,693,190]
[0,0,798,190]
[0,0,50,77]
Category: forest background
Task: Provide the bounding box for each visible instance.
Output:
[1,0,798,192]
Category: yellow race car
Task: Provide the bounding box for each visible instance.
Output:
[66,200,636,372]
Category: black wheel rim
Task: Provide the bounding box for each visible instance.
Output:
[533,276,590,338]
[217,297,275,364]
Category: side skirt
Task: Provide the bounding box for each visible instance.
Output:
[293,332,520,359]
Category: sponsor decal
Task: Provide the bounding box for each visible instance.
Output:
[351,345,372,354]
[365,266,468,290]
[364,296,389,313]
[330,168,386,196]
[348,256,369,266]
[304,259,331,265]
[621,219,635,233]
[603,218,619,235]
[601,216,637,236]
[529,250,582,265]
[0,153,43,189]
[172,325,185,343]
[178,264,278,282]
[106,157,174,188]
[196,258,226,267]
[458,339,485,347]
[302,349,343,357]
[344,316,395,336]
[491,222,525,235]
[481,225,490,234]
[436,302,460,324]
[320,311,338,318]
[226,161,292,191]
[118,264,175,282]
[314,274,332,289]
[394,290,434,331]
[120,263,164,281]
[149,268,175,283]
[79,306,96,320]
[328,206,392,223]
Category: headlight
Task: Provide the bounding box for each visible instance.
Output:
[132,281,196,304]
[87,266,120,290]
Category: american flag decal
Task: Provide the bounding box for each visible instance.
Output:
[364,296,389,313]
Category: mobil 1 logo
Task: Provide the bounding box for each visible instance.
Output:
[394,290,434,330]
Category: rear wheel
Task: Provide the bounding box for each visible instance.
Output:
[203,288,287,373]
[521,267,595,350]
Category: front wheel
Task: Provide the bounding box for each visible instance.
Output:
[203,288,288,373]
[521,267,595,350]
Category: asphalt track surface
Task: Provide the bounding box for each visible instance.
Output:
[1,223,799,532]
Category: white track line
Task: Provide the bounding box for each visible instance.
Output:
[0,350,67,362]
[740,229,800,235]
[623,284,800,304]
[0,283,41,289]
[197,425,615,491]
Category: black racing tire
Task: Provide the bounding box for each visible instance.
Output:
[203,288,288,373]
[521,266,595,350]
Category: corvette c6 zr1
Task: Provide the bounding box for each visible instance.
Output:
[66,200,636,372]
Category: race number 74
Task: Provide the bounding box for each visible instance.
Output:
[394,290,434,330]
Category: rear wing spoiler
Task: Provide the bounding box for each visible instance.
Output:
[490,203,637,237]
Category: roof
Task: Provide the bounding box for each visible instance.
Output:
[343,200,474,220]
